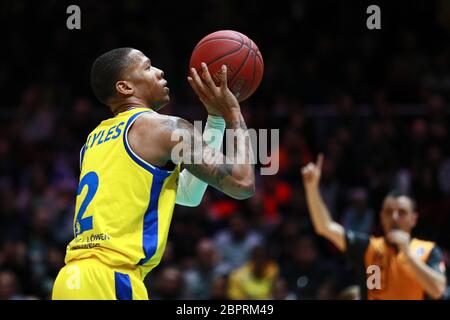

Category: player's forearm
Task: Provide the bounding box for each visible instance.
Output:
[173,115,254,200]
[185,160,254,199]
[304,185,345,250]
[403,251,447,299]
[183,144,255,200]
[175,115,226,206]
[175,169,208,206]
[223,112,255,198]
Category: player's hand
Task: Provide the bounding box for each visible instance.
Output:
[301,153,324,189]
[187,63,240,120]
[386,229,411,254]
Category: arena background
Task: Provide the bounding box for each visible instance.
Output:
[0,0,449,300]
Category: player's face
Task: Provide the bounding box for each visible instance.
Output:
[127,50,170,110]
[380,196,417,235]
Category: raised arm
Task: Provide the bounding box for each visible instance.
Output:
[181,63,255,199]
[301,154,346,251]
[162,64,255,199]
[128,64,255,200]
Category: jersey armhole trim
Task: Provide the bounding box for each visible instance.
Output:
[123,111,173,178]
[79,144,86,171]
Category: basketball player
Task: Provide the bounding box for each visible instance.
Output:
[301,154,447,299]
[52,48,255,299]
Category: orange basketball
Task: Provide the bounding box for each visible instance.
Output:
[189,30,264,102]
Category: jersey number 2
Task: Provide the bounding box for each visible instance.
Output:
[75,171,99,236]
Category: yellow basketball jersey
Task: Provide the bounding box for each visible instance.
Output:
[65,107,180,277]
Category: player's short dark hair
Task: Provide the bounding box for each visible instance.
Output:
[90,47,135,104]
[385,189,416,211]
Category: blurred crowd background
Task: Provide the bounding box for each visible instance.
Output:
[1,0,450,299]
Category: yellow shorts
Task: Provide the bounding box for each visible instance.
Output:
[52,258,148,300]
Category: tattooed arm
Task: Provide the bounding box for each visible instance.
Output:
[128,111,254,199]
[175,115,226,207]
[128,63,255,199]
[160,114,255,200]
[183,63,255,199]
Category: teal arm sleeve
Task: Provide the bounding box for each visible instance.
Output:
[175,115,225,207]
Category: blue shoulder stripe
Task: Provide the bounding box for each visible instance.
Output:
[123,111,173,178]
[79,144,86,170]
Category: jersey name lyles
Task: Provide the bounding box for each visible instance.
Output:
[85,121,125,150]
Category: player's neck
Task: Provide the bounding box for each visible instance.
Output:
[111,100,150,116]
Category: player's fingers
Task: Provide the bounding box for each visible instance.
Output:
[187,76,202,96]
[301,163,313,175]
[220,65,228,89]
[201,62,218,91]
[189,69,210,98]
[316,153,324,170]
[187,76,209,103]
[190,67,210,95]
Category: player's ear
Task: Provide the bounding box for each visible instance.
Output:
[116,80,134,96]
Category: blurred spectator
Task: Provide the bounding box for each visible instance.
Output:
[227,245,279,300]
[0,270,22,300]
[0,241,34,295]
[209,275,229,300]
[280,235,338,299]
[341,187,374,234]
[316,276,339,300]
[271,278,297,300]
[183,238,227,299]
[151,266,184,300]
[214,214,263,271]
[0,270,38,300]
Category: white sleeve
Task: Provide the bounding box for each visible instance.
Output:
[175,115,225,207]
